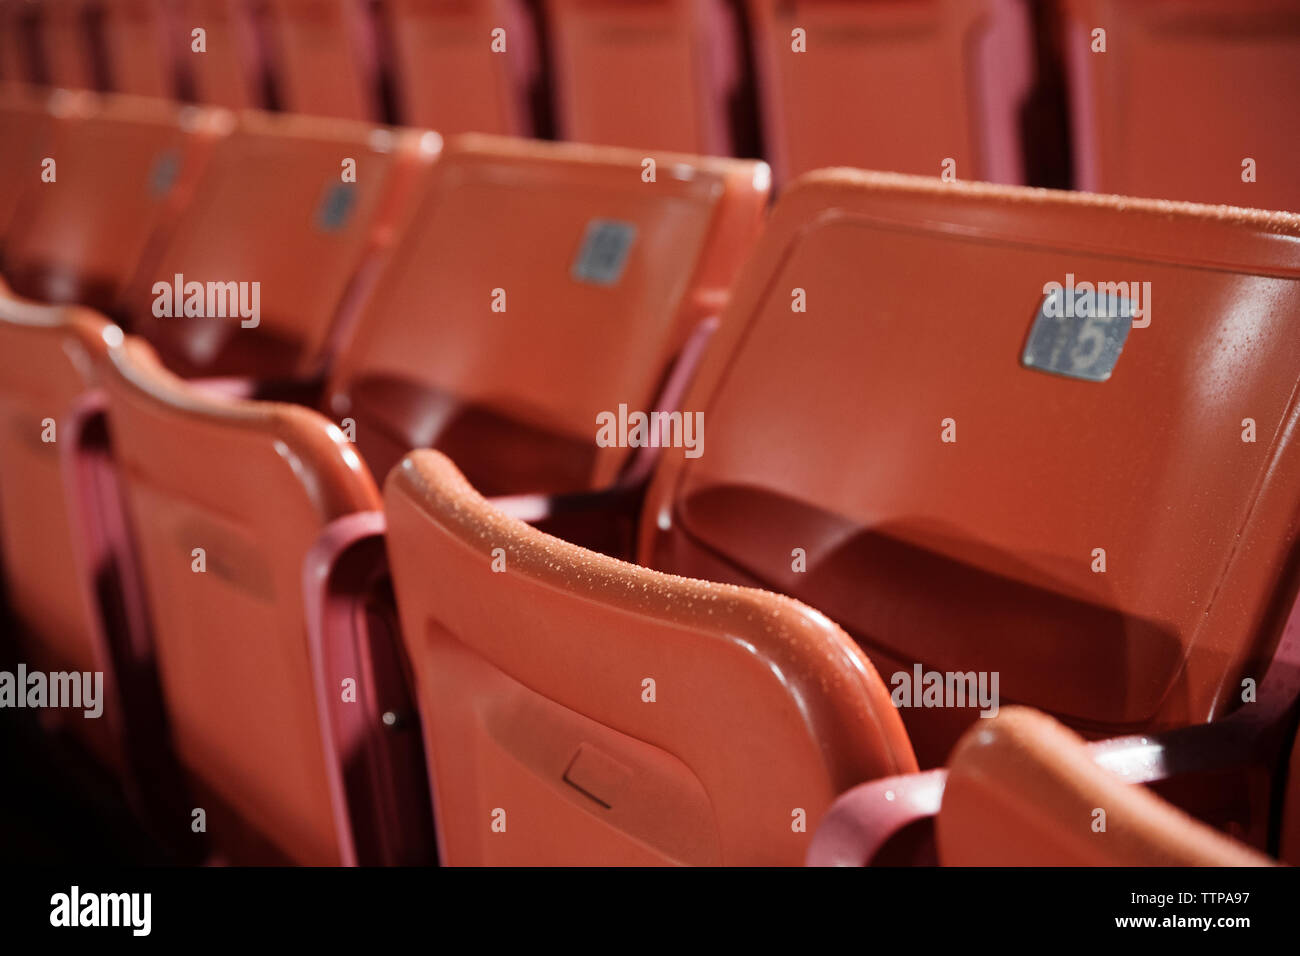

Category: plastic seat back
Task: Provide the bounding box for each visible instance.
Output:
[0,1,22,82]
[0,292,126,768]
[265,0,381,120]
[1063,0,1300,211]
[181,0,266,108]
[384,448,915,865]
[123,111,440,381]
[39,0,96,90]
[937,707,1274,865]
[0,0,42,84]
[383,0,540,134]
[98,332,381,864]
[544,0,745,154]
[4,93,230,313]
[326,134,768,493]
[0,85,53,259]
[101,0,181,97]
[747,0,1032,185]
[640,170,1300,765]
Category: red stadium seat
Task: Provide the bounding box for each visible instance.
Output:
[383,448,916,865]
[3,93,230,313]
[5,0,1300,874]
[0,85,53,259]
[746,0,1034,185]
[96,330,434,864]
[639,169,1300,767]
[37,0,96,90]
[180,0,267,108]
[543,0,748,154]
[0,286,189,833]
[1063,0,1300,212]
[100,0,183,98]
[0,1,25,82]
[0,294,131,773]
[324,134,769,497]
[123,111,440,382]
[264,0,382,120]
[936,708,1275,866]
[382,0,541,134]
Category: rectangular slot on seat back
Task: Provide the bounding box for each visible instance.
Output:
[562,742,632,809]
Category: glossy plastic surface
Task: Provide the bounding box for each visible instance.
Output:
[101,0,180,97]
[99,332,381,864]
[4,93,230,312]
[182,0,267,109]
[384,0,540,134]
[544,0,744,154]
[265,0,380,120]
[937,707,1275,866]
[327,133,768,492]
[38,0,95,90]
[0,291,126,767]
[124,111,440,380]
[642,169,1300,763]
[1063,0,1300,211]
[384,448,916,865]
[747,0,1033,184]
[0,85,52,257]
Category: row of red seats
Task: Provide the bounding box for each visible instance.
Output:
[3,0,1299,209]
[0,85,771,863]
[2,89,1299,865]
